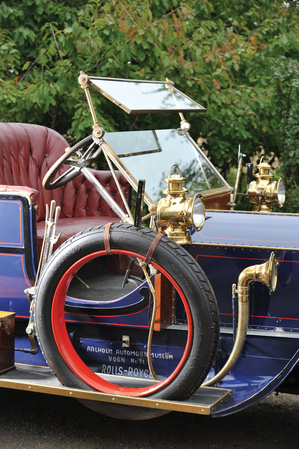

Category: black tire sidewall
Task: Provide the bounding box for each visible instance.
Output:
[35,224,219,401]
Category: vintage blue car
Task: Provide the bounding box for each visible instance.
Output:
[0,73,297,420]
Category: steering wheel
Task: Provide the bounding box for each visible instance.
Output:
[43,135,101,190]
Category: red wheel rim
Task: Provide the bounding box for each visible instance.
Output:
[51,249,193,397]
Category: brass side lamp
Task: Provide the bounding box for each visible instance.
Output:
[247,159,285,212]
[157,165,205,244]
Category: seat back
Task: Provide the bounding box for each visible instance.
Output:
[0,123,130,221]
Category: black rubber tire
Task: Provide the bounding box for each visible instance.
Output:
[35,224,219,419]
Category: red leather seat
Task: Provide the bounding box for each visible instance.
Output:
[0,123,130,254]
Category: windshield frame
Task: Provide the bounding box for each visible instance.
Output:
[89,76,207,114]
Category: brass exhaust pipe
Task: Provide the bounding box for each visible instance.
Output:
[203,252,277,386]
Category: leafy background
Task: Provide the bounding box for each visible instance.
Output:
[1,0,299,211]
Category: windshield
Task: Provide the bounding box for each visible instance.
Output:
[104,129,229,202]
[90,77,206,114]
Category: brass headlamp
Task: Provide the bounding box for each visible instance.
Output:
[247,158,285,212]
[156,165,205,244]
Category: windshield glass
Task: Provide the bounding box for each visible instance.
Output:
[104,129,229,202]
[90,78,206,114]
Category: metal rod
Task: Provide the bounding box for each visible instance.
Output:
[80,167,128,219]
[138,261,160,381]
[101,142,155,208]
[102,148,134,222]
[232,286,237,341]
[40,200,56,271]
[233,145,246,203]
[48,206,61,258]
[134,180,145,227]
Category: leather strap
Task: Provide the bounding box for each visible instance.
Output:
[104,225,164,262]
[144,232,164,265]
[104,222,114,255]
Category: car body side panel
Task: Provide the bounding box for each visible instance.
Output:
[189,210,299,331]
[192,210,299,249]
[2,197,299,414]
[185,210,299,415]
[211,349,299,417]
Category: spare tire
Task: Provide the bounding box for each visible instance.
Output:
[35,224,219,419]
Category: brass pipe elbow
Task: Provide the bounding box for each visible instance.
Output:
[203,252,277,386]
[238,252,277,295]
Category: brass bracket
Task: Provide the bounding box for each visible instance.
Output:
[23,287,39,355]
[78,71,104,140]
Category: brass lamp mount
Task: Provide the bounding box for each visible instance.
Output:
[247,157,286,212]
[164,165,188,197]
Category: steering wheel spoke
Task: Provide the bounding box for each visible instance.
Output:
[43,135,95,190]
[50,166,81,188]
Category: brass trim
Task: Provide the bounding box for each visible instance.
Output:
[247,158,286,211]
[204,209,299,217]
[199,187,232,198]
[190,241,299,252]
[156,166,206,244]
[203,301,250,387]
[221,327,299,339]
[88,76,206,115]
[78,72,104,139]
[203,253,277,386]
[0,373,232,415]
[78,72,90,90]
[90,76,179,84]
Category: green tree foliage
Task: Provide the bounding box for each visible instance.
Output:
[272,58,299,212]
[0,0,299,177]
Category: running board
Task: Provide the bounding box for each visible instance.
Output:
[0,364,232,415]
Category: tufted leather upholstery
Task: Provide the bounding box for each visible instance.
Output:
[0,123,131,253]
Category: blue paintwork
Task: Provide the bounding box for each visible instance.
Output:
[76,337,184,380]
[188,211,299,332]
[192,210,299,248]
[211,349,299,417]
[0,200,23,248]
[186,210,299,415]
[0,253,31,315]
[1,191,299,415]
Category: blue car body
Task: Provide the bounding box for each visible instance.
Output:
[1,189,299,416]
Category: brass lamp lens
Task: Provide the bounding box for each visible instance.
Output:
[192,195,205,230]
[277,178,286,207]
